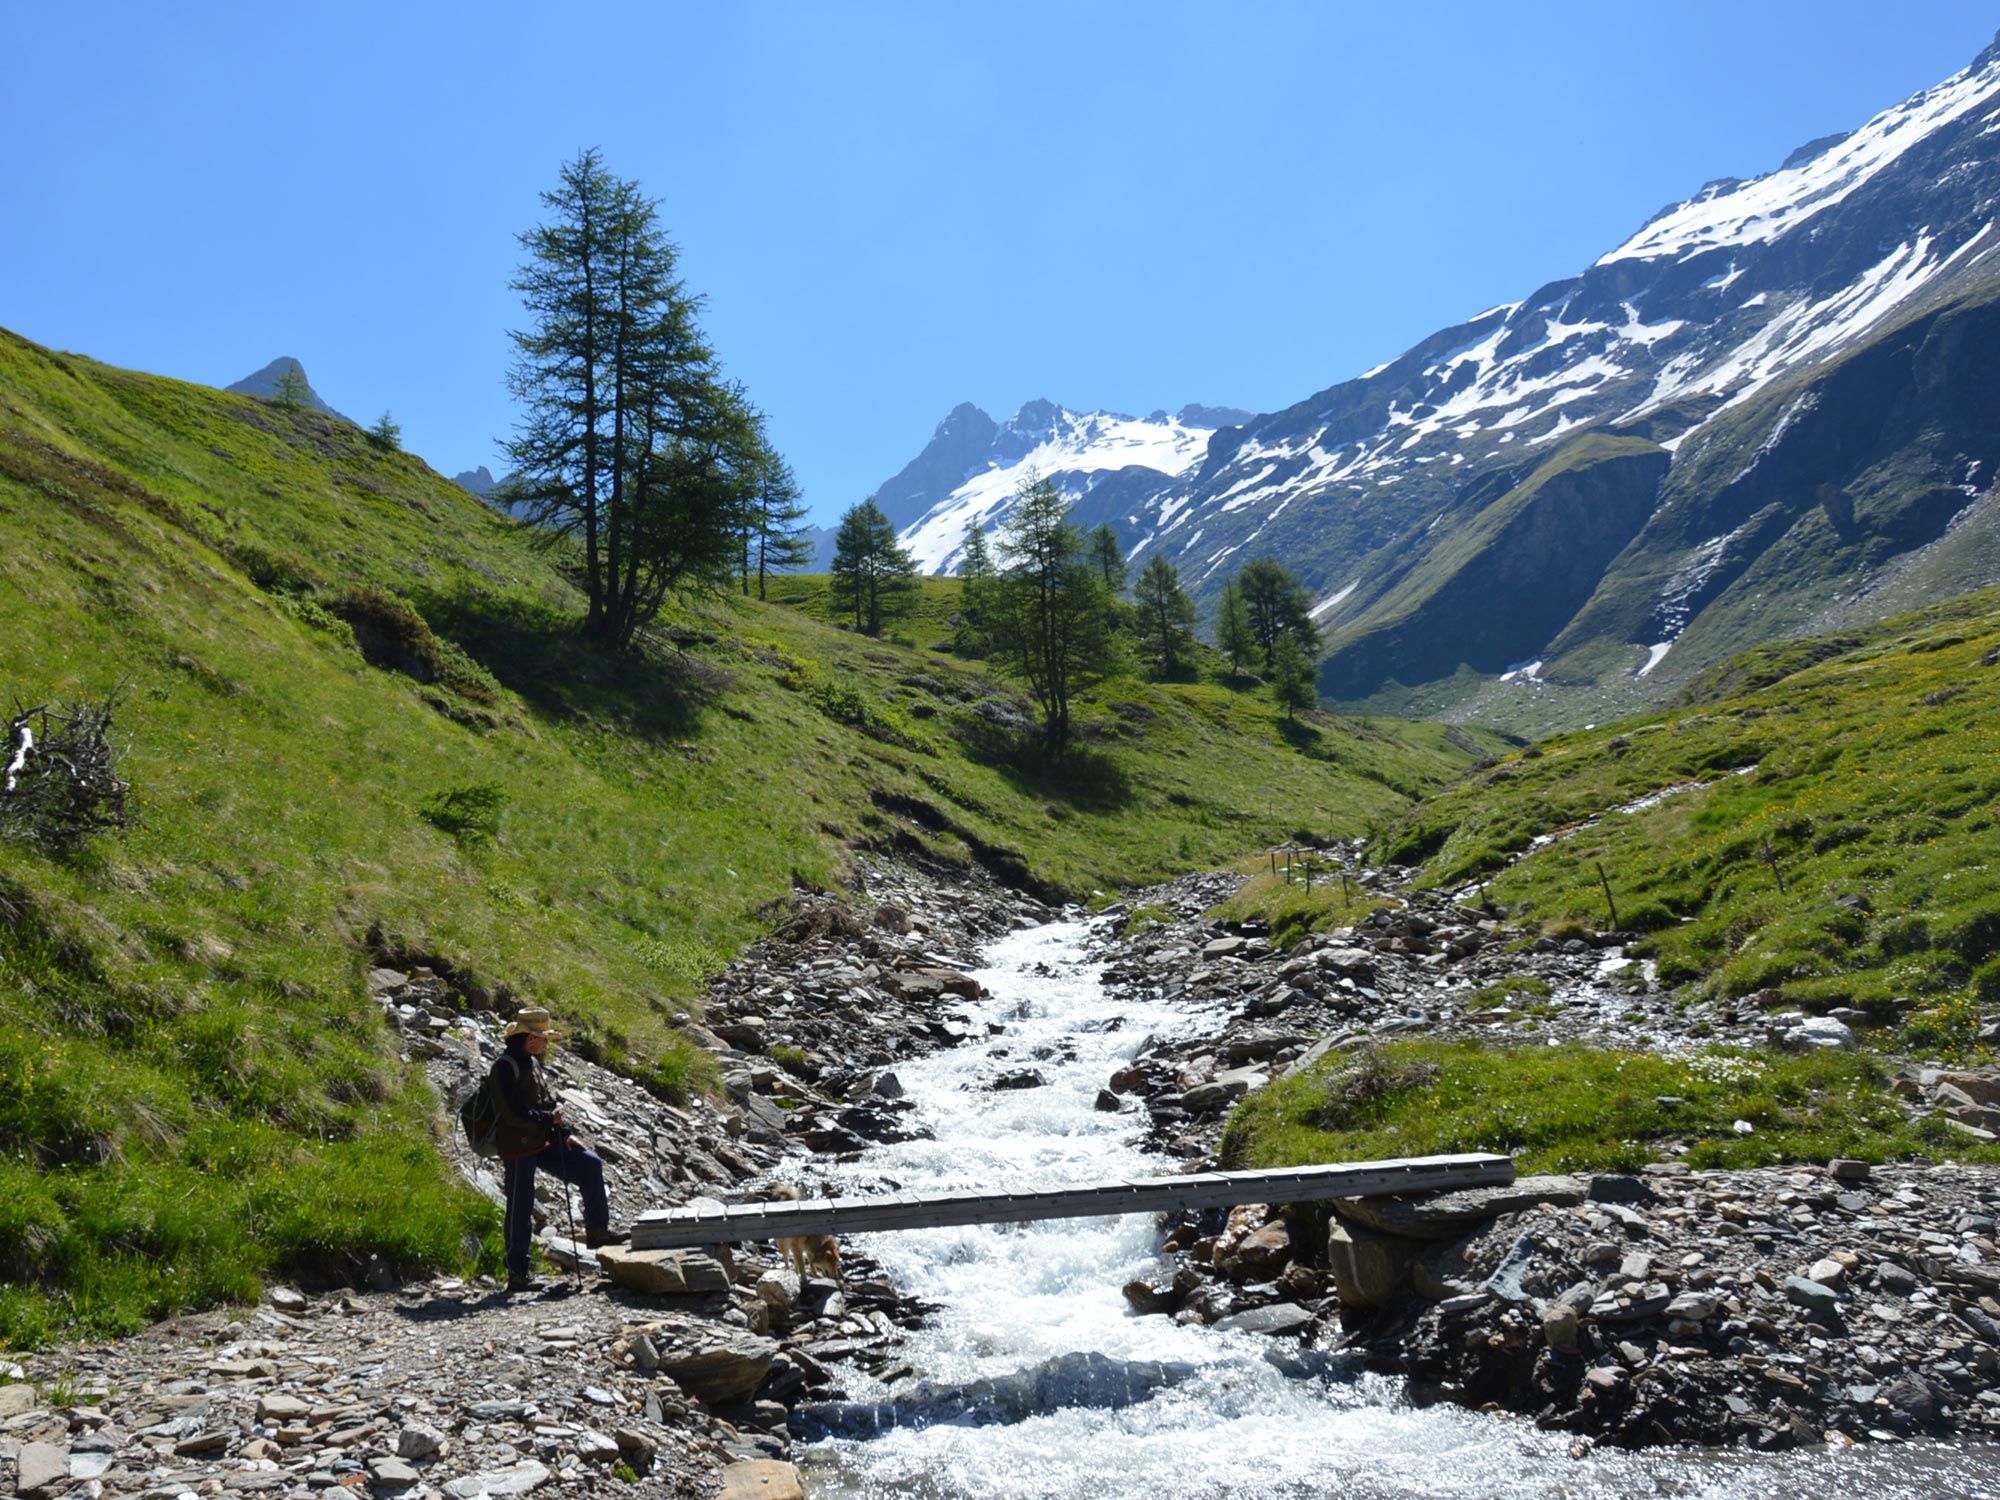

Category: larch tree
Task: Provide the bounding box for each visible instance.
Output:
[506,148,769,647]
[1236,557,1322,669]
[1215,579,1259,677]
[955,521,997,656]
[1132,553,1198,679]
[744,451,813,599]
[993,475,1117,745]
[1087,523,1128,593]
[829,499,917,633]
[1269,630,1319,721]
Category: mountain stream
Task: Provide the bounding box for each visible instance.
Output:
[797,917,1996,1498]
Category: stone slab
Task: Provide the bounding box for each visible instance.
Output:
[1334,1174,1587,1239]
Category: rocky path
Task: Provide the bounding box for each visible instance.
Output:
[4,859,1049,1500]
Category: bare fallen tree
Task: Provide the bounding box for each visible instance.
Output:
[2,694,134,849]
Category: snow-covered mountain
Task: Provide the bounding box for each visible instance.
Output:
[879,399,1249,573]
[1070,32,2000,723]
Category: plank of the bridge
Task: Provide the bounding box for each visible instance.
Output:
[630,1153,1514,1248]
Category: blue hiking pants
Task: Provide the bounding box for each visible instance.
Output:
[502,1137,609,1276]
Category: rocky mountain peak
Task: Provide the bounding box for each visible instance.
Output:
[225,357,347,422]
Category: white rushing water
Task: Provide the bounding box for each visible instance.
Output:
[799,918,1999,1499]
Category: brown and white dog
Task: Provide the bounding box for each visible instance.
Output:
[769,1182,842,1282]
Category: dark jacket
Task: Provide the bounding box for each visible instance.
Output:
[489,1042,562,1158]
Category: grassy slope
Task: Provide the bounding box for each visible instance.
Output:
[1222,592,2000,1181]
[0,330,1487,1341]
[1373,586,2000,1029]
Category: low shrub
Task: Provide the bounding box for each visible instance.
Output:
[418,782,508,847]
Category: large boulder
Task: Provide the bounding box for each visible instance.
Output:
[655,1331,780,1406]
[1326,1220,1419,1308]
[597,1245,733,1295]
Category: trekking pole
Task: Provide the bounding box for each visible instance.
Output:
[554,1131,583,1297]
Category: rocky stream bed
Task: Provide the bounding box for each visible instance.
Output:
[6,857,1999,1499]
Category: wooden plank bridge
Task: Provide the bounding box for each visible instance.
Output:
[631,1152,1514,1250]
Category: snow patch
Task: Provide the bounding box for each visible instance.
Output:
[1310,581,1359,619]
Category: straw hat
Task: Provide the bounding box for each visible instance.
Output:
[503,1006,559,1040]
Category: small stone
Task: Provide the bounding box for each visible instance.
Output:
[613,1428,657,1476]
[1784,1275,1840,1316]
[1094,1088,1123,1112]
[1542,1304,1580,1354]
[1828,1159,1872,1182]
[442,1461,552,1499]
[1211,1302,1315,1336]
[0,1385,40,1419]
[365,1457,421,1489]
[754,1270,799,1313]
[258,1393,312,1422]
[68,1451,114,1480]
[396,1422,447,1461]
[1807,1257,1846,1286]
[16,1442,67,1495]
[1664,1292,1719,1321]
[574,1429,622,1463]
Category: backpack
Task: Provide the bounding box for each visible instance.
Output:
[457,1055,514,1158]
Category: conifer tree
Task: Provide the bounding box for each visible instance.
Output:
[272,363,311,410]
[993,476,1117,745]
[829,499,917,633]
[955,521,996,656]
[745,452,813,599]
[367,411,402,452]
[1087,523,1128,593]
[1270,630,1319,720]
[1132,553,1198,679]
[506,148,769,647]
[1215,578,1258,677]
[1237,557,1322,668]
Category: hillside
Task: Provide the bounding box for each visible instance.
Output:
[1361,586,2000,1044]
[0,329,1491,1341]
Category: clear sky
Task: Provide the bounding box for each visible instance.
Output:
[4,2,1996,525]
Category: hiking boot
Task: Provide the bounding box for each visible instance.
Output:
[583,1226,629,1249]
[506,1271,540,1294]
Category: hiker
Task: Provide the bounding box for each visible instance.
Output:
[490,1006,626,1293]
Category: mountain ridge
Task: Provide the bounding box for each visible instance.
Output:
[858,32,2000,731]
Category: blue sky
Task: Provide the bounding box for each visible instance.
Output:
[4,2,1996,525]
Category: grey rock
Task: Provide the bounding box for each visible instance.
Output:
[1212,1301,1315,1335]
[655,1332,780,1406]
[396,1422,447,1460]
[1590,1281,1672,1321]
[598,1245,733,1294]
[1784,1275,1841,1316]
[366,1457,421,1489]
[16,1442,67,1496]
[442,1461,552,1499]
[1664,1292,1719,1321]
[1335,1174,1585,1239]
